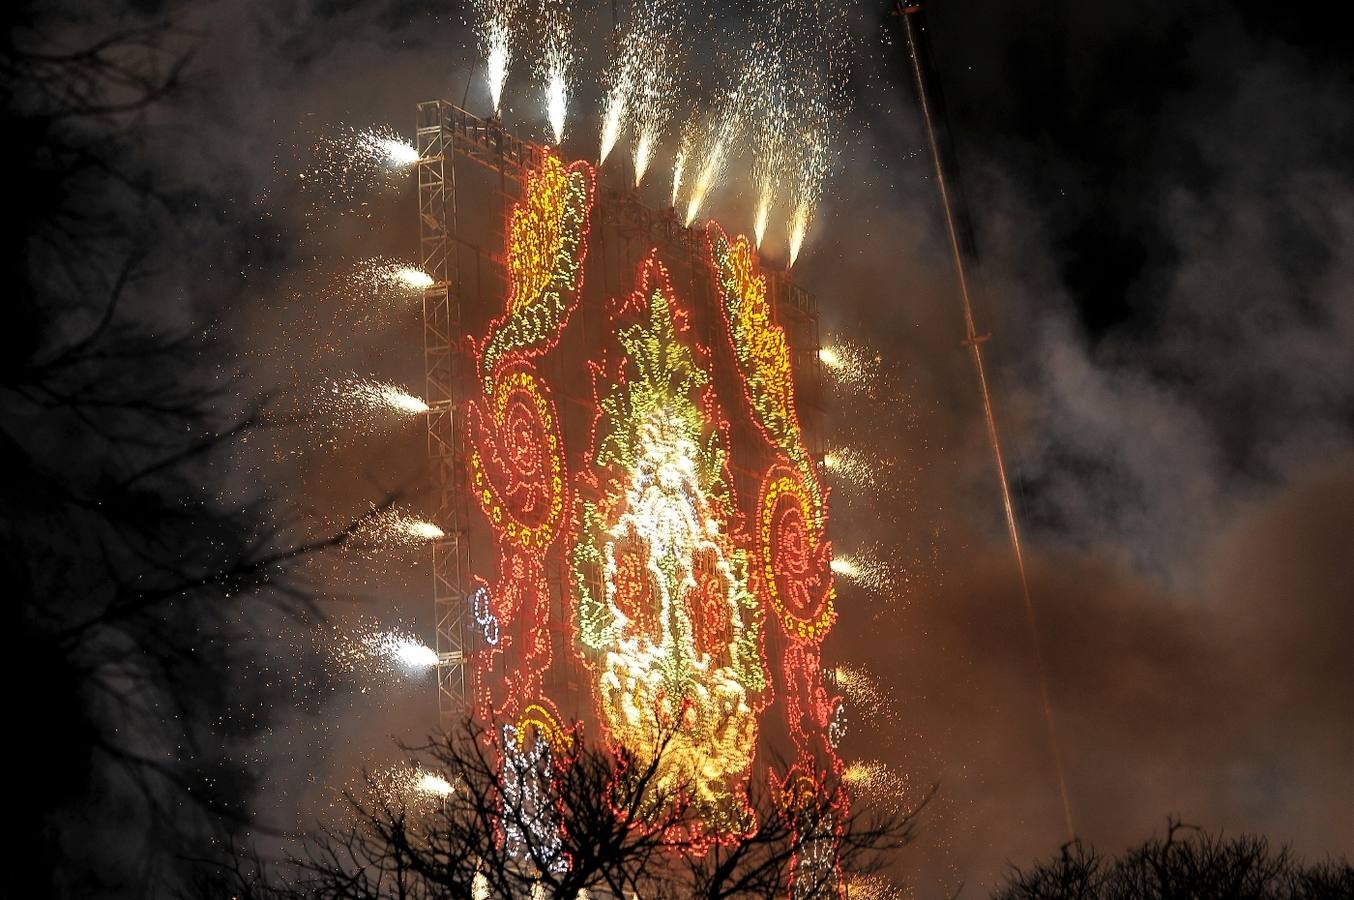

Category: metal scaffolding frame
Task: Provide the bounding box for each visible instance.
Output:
[417,101,470,723]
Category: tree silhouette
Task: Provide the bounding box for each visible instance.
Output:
[193,719,923,899]
[995,820,1353,900]
[3,4,380,895]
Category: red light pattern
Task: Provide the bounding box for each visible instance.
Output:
[462,153,844,886]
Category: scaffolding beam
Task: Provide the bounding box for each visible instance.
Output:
[417,100,471,724]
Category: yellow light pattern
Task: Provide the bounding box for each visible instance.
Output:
[479,154,594,392]
[469,368,566,552]
[759,471,836,640]
[708,225,823,521]
[572,255,766,845]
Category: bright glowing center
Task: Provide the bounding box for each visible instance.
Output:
[380,138,420,167]
[633,132,654,186]
[486,41,509,114]
[414,770,454,796]
[546,70,567,144]
[753,193,771,249]
[830,556,857,577]
[404,519,445,541]
[393,266,433,289]
[599,90,625,164]
[392,638,439,670]
[684,141,724,227]
[593,412,758,835]
[379,387,429,414]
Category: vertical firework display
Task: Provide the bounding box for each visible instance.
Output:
[419,100,843,889]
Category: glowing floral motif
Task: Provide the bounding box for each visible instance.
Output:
[758,467,835,640]
[459,154,845,870]
[572,254,767,843]
[469,367,566,553]
[707,224,835,642]
[707,223,823,519]
[468,152,594,722]
[501,709,569,874]
[479,154,595,392]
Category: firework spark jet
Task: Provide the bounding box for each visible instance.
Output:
[819,339,884,395]
[474,0,518,116]
[684,93,740,226]
[598,0,679,172]
[536,0,572,143]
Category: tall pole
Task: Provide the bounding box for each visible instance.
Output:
[896,1,1075,840]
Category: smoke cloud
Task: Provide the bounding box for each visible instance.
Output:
[133,0,1354,894]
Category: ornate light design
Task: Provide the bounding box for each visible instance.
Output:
[571,253,767,845]
[461,154,843,876]
[707,224,835,643]
[500,705,572,874]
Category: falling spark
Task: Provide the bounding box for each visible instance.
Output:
[670,147,685,207]
[633,131,654,186]
[843,760,913,815]
[751,112,782,246]
[670,120,696,208]
[600,1,679,172]
[393,266,433,289]
[389,635,440,670]
[766,0,851,264]
[329,618,441,678]
[684,94,739,227]
[546,71,567,143]
[487,41,510,113]
[329,125,419,169]
[818,338,883,396]
[473,873,491,900]
[276,377,431,451]
[354,257,432,294]
[831,548,897,596]
[367,763,458,811]
[372,384,429,415]
[596,21,633,164]
[288,257,432,343]
[300,125,419,215]
[787,128,827,266]
[844,873,909,900]
[404,519,445,540]
[322,377,430,418]
[415,771,455,797]
[753,196,772,248]
[744,23,793,249]
[824,446,892,492]
[833,664,886,720]
[787,208,809,264]
[629,33,675,185]
[599,91,625,164]
[381,138,420,167]
[684,139,724,226]
[349,507,447,556]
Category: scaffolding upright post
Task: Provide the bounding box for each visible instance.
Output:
[417,100,471,726]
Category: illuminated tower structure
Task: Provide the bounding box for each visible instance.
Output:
[415,100,845,887]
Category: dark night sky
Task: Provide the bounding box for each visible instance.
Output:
[22,0,1349,895]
